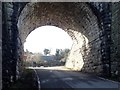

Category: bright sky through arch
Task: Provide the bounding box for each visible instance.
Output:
[24,26,73,54]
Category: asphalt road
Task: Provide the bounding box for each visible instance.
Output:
[33,67,119,90]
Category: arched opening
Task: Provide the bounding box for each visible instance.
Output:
[24,25,73,53]
[18,2,102,73]
[23,25,73,67]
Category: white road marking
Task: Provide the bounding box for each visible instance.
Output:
[33,69,41,90]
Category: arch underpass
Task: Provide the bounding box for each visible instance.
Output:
[2,2,120,89]
[18,2,102,73]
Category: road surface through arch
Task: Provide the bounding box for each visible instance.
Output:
[29,66,119,89]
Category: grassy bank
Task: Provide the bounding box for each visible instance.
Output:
[9,69,38,90]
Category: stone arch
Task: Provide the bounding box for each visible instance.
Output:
[18,2,102,74]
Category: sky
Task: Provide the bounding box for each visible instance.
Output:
[24,26,73,54]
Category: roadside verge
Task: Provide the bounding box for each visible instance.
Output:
[9,69,38,90]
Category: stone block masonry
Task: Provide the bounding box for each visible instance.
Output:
[2,2,120,89]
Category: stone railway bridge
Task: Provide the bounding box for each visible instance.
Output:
[2,2,120,88]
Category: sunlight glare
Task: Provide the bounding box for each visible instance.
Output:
[24,26,73,54]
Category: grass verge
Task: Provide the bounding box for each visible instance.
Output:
[9,69,38,90]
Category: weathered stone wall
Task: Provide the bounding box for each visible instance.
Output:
[2,2,24,89]
[65,29,102,74]
[88,3,112,76]
[111,2,120,77]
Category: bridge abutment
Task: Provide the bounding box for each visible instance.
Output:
[2,2,120,89]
